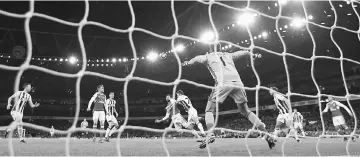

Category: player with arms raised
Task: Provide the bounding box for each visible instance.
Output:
[175,90,206,137]
[104,92,119,142]
[182,47,275,149]
[292,108,306,137]
[322,96,356,142]
[5,83,40,143]
[87,85,107,143]
[269,87,300,142]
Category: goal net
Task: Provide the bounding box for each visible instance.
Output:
[0,0,359,156]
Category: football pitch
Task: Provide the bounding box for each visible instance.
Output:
[0,138,359,156]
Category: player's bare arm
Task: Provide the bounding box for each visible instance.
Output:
[104,99,110,115]
[7,92,20,110]
[155,107,171,123]
[322,103,330,113]
[87,93,97,111]
[114,107,119,117]
[28,96,40,107]
[182,55,206,66]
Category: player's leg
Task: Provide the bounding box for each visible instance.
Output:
[99,112,106,142]
[5,111,17,138]
[204,86,229,135]
[273,115,284,141]
[105,116,116,141]
[189,108,206,136]
[288,122,300,142]
[15,113,25,143]
[109,117,120,137]
[333,116,349,141]
[231,86,272,143]
[298,123,306,137]
[92,111,99,141]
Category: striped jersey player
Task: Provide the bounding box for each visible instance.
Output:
[292,108,306,137]
[104,92,119,142]
[183,49,275,149]
[269,87,299,142]
[5,83,40,143]
[322,96,355,142]
[87,85,107,143]
[176,90,206,137]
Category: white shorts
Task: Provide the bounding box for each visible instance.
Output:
[293,122,303,130]
[187,108,199,125]
[11,111,23,121]
[106,115,118,126]
[172,113,188,129]
[332,116,345,126]
[277,114,292,127]
[93,111,106,122]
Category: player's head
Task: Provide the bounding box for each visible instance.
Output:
[23,83,32,92]
[176,90,184,97]
[269,87,278,95]
[327,96,333,102]
[293,108,297,113]
[109,92,114,99]
[83,118,86,121]
[97,84,104,93]
[166,94,171,101]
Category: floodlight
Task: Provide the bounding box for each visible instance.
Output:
[147,51,158,61]
[69,56,77,64]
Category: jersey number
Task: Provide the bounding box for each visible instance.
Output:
[220,56,226,66]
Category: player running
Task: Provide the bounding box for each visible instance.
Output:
[5,83,40,143]
[175,90,206,138]
[182,48,275,149]
[292,108,306,137]
[104,92,120,142]
[87,85,107,143]
[322,96,356,142]
[269,87,300,142]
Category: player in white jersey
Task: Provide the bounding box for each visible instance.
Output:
[104,92,119,142]
[50,126,55,138]
[182,48,275,149]
[176,90,206,137]
[322,96,355,142]
[269,87,299,142]
[5,83,40,143]
[292,108,306,137]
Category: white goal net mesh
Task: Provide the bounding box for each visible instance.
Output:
[0,0,360,156]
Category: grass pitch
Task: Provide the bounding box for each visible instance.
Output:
[0,137,359,156]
